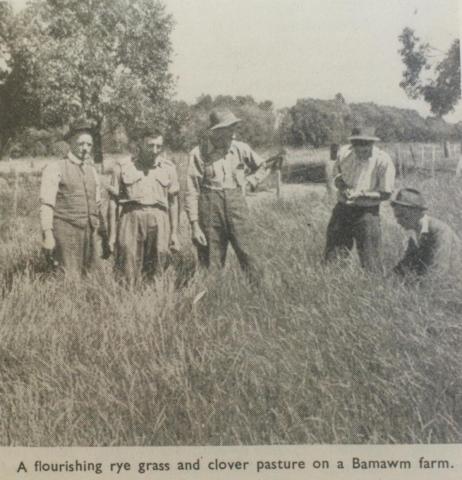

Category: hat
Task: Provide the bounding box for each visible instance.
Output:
[64,119,94,141]
[391,188,427,210]
[209,108,241,130]
[349,126,380,143]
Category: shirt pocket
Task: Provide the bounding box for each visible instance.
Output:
[120,164,143,185]
[154,171,170,188]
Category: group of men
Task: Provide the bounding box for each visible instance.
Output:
[39,109,461,284]
[324,125,461,278]
[40,109,268,283]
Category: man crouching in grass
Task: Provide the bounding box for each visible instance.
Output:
[391,188,462,279]
[324,126,395,272]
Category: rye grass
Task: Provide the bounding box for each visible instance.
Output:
[0,157,461,446]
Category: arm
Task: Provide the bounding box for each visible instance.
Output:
[348,155,396,202]
[393,238,417,276]
[168,194,180,251]
[429,228,456,277]
[243,146,269,189]
[167,164,180,251]
[107,165,121,253]
[185,151,207,246]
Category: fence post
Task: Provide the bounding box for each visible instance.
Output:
[421,144,425,167]
[276,169,281,198]
[12,168,19,218]
[409,144,416,172]
[396,145,401,177]
[431,145,436,178]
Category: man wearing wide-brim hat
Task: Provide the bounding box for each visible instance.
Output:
[40,118,101,276]
[324,126,396,271]
[184,108,269,282]
[391,188,461,277]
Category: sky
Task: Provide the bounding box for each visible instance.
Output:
[9,0,462,121]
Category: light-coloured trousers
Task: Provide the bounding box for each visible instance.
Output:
[116,204,170,283]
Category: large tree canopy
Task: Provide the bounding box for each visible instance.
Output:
[8,0,174,162]
[399,27,461,118]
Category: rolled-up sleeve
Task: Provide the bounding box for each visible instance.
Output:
[242,144,268,187]
[39,162,61,231]
[184,150,203,223]
[378,155,396,194]
[40,162,61,207]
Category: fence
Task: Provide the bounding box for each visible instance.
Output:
[382,142,461,178]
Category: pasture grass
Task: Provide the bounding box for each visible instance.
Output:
[0,151,461,446]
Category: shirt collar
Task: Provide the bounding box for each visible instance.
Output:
[409,214,429,246]
[418,214,430,235]
[155,152,167,167]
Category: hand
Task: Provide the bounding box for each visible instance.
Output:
[42,230,55,251]
[107,236,116,254]
[246,181,256,193]
[345,189,361,201]
[191,222,207,246]
[334,175,349,191]
[169,232,181,252]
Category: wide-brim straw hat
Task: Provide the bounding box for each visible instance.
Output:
[349,126,380,143]
[391,188,427,210]
[64,119,94,141]
[209,108,241,130]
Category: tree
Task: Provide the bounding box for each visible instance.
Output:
[0,1,13,82]
[0,2,44,157]
[13,0,174,163]
[399,27,461,119]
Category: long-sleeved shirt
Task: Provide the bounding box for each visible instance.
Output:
[185,139,268,222]
[333,145,395,207]
[40,153,101,231]
[394,215,462,277]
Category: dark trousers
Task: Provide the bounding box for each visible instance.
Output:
[54,218,98,276]
[324,202,382,272]
[196,188,260,282]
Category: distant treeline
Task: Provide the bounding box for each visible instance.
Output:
[6,93,462,157]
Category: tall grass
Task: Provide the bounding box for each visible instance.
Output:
[0,154,461,446]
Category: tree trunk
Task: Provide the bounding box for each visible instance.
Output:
[93,120,104,173]
[0,132,11,160]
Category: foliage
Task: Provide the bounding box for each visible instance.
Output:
[164,94,276,151]
[277,95,460,148]
[399,27,461,118]
[4,0,174,162]
[0,1,13,82]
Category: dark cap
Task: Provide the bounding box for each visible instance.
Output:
[391,188,427,210]
[64,119,95,141]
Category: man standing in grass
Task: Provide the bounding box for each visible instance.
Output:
[40,119,101,276]
[324,126,395,271]
[391,188,461,278]
[185,108,268,283]
[107,127,180,284]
